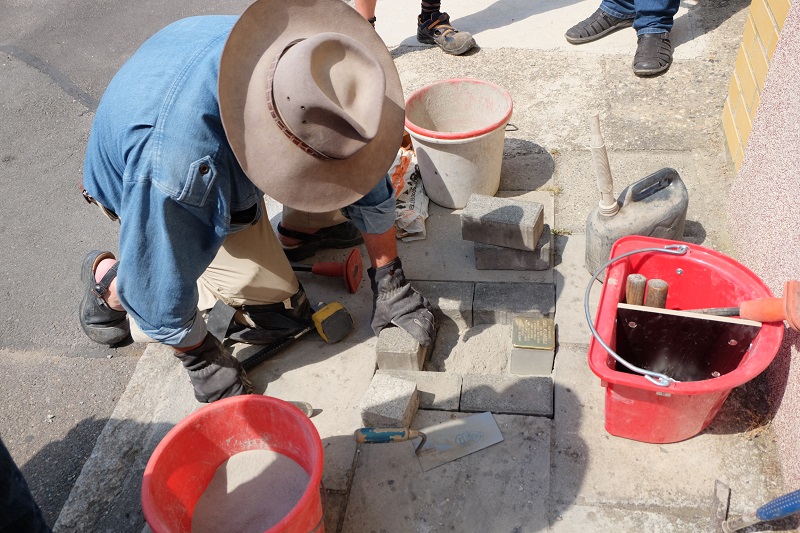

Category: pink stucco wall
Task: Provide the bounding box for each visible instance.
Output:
[727,1,800,488]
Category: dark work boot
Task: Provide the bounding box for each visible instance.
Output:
[227,287,314,345]
[79,250,130,345]
[174,334,253,403]
[565,8,633,44]
[417,12,476,55]
[632,32,673,76]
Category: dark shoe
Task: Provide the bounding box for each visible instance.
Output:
[417,13,476,55]
[279,221,363,262]
[79,250,130,345]
[633,32,673,76]
[565,9,633,44]
[227,287,313,345]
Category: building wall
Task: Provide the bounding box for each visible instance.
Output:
[722,0,792,169]
[726,1,800,488]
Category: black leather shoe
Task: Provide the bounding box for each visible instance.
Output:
[79,250,130,345]
[565,8,633,44]
[633,32,673,76]
[227,287,313,345]
[279,221,363,262]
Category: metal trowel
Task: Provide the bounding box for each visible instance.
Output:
[354,411,504,471]
[710,481,800,532]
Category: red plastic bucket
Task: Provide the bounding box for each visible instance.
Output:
[141,395,325,533]
[588,236,784,443]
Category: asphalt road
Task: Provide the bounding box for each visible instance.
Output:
[0,0,252,526]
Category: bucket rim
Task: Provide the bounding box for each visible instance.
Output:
[587,236,785,394]
[404,78,513,140]
[141,395,324,533]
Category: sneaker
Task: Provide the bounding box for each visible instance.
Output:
[79,250,130,345]
[632,32,673,76]
[565,9,633,44]
[417,13,476,55]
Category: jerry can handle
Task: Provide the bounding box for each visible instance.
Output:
[623,168,680,205]
[584,243,690,386]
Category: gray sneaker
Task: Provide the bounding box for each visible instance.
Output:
[417,13,476,55]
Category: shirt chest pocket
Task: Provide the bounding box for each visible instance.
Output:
[177,156,217,207]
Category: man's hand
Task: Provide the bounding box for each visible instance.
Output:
[173,334,253,403]
[368,257,435,346]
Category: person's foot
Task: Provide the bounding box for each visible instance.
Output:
[278,221,363,262]
[79,250,130,345]
[417,12,476,55]
[632,32,673,76]
[565,8,633,44]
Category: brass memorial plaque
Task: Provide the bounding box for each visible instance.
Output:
[512,316,555,350]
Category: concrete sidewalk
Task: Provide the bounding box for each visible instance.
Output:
[53,0,798,531]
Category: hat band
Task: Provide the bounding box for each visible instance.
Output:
[266,40,334,161]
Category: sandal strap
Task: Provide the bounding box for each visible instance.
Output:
[277,224,323,243]
[429,13,456,34]
[92,261,119,298]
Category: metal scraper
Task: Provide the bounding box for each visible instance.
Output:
[354,411,504,472]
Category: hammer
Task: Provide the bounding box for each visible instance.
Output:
[291,248,363,294]
[688,280,800,331]
[240,301,353,371]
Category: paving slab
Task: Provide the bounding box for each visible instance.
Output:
[554,233,601,346]
[461,374,553,416]
[375,326,428,371]
[474,281,556,325]
[427,323,511,374]
[360,373,419,428]
[475,225,554,271]
[412,280,474,331]
[377,370,462,411]
[342,410,551,533]
[461,193,545,251]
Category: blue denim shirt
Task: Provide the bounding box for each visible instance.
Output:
[83,16,395,348]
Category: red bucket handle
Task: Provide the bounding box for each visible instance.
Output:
[584,243,690,387]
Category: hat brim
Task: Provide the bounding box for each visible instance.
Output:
[219,0,405,213]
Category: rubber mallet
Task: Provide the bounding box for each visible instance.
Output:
[291,248,363,294]
[689,280,800,331]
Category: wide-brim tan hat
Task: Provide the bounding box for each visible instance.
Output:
[219,0,405,213]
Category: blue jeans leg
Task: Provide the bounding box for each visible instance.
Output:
[0,438,51,533]
[600,0,679,33]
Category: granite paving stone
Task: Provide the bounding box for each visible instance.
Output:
[377,370,462,411]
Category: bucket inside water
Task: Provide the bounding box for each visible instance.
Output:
[588,236,784,444]
[142,396,324,533]
[404,78,513,209]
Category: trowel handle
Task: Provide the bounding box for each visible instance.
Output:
[756,488,800,521]
[353,428,421,444]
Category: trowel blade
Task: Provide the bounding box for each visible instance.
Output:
[412,412,504,472]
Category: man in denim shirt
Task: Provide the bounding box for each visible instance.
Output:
[79,0,435,403]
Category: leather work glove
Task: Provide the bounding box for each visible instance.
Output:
[173,334,253,403]
[368,257,436,346]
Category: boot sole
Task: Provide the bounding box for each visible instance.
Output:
[633,62,672,76]
[565,19,633,44]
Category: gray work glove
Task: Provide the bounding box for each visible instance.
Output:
[368,258,436,346]
[173,334,253,403]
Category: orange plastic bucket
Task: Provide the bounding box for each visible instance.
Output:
[141,395,324,533]
[587,236,784,443]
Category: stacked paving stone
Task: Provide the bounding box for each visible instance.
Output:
[461,193,553,271]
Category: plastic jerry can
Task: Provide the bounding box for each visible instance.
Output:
[585,168,689,279]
